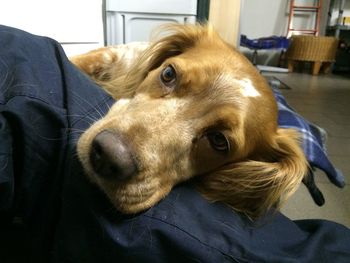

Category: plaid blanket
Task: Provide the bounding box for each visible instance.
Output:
[272,86,345,189]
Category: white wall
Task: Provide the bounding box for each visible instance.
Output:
[0,0,104,56]
[209,0,241,47]
[240,0,331,66]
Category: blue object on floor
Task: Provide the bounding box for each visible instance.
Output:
[240,35,290,50]
[240,35,290,68]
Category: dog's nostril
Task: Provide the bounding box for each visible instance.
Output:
[90,130,138,181]
[91,143,102,163]
[93,142,102,156]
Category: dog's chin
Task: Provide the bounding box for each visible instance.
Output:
[89,172,173,214]
[105,184,173,214]
[109,190,170,214]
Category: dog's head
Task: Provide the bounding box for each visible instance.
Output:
[77,25,308,218]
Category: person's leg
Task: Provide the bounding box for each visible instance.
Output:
[0,25,114,261]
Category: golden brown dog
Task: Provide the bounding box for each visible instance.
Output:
[71,24,308,218]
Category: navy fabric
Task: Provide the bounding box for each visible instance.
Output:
[0,25,114,261]
[1,25,350,263]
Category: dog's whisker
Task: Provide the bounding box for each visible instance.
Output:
[70,89,106,119]
[65,113,98,124]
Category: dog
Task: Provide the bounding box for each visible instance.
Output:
[71,24,308,219]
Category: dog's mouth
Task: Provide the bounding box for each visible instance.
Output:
[102,178,172,214]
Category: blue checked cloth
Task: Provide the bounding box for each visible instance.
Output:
[272,86,345,188]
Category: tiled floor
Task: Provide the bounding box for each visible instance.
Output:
[264,72,350,227]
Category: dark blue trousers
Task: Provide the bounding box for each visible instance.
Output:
[0,25,349,263]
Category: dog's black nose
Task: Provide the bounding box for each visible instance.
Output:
[90,130,137,181]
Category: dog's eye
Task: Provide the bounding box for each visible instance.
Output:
[160,65,176,85]
[207,132,230,152]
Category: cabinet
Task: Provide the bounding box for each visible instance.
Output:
[105,0,197,45]
[0,0,104,56]
[326,0,350,72]
[327,0,350,38]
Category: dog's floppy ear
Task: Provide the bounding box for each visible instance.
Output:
[196,128,308,219]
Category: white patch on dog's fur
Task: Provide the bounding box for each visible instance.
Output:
[215,74,260,98]
[116,98,131,106]
[103,53,113,63]
[237,78,261,98]
[111,42,149,68]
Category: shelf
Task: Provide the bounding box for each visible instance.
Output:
[327,25,350,31]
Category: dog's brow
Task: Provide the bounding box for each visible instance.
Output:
[213,73,261,98]
[210,74,248,108]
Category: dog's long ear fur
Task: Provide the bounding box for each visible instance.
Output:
[102,24,216,98]
[196,128,308,219]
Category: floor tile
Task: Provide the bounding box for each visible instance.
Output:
[326,137,350,156]
[281,182,350,227]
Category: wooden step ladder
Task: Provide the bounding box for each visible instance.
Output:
[287,0,322,37]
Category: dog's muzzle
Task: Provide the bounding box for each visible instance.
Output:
[90,130,138,181]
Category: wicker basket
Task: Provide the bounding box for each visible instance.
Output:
[286,35,338,62]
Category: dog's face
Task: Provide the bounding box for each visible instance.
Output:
[77,25,307,217]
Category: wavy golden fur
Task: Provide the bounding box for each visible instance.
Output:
[71,24,308,219]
